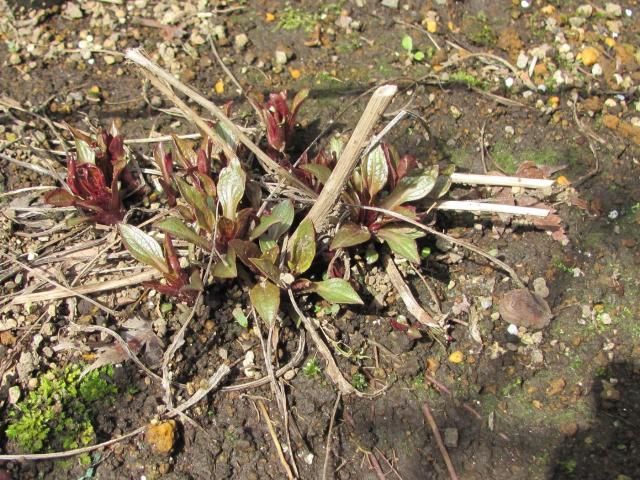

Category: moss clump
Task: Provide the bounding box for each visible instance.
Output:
[449,71,487,89]
[5,364,117,453]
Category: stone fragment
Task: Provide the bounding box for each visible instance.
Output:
[499,289,552,330]
[145,420,177,454]
[443,428,459,448]
[580,46,599,66]
[381,0,399,9]
[234,33,249,50]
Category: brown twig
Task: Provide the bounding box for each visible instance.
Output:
[421,401,459,480]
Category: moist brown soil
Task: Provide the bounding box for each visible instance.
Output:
[1,1,640,479]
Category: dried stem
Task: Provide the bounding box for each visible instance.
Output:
[258,400,295,480]
[449,173,554,189]
[305,85,398,229]
[287,289,356,396]
[383,254,441,330]
[322,392,342,480]
[10,269,161,305]
[435,200,549,217]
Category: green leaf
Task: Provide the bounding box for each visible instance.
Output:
[362,144,389,199]
[118,224,169,274]
[218,158,246,220]
[375,226,425,263]
[175,177,214,231]
[413,51,425,61]
[232,307,248,328]
[155,218,210,250]
[299,164,332,186]
[328,135,345,159]
[212,248,237,278]
[310,279,363,305]
[75,139,95,164]
[428,164,455,199]
[401,35,413,52]
[250,199,294,241]
[330,223,371,250]
[380,165,439,210]
[216,123,237,151]
[287,219,316,275]
[250,281,280,325]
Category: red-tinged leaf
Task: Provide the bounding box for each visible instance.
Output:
[108,135,125,164]
[194,172,217,199]
[287,218,315,275]
[309,278,363,305]
[163,234,182,277]
[290,88,309,122]
[44,188,77,207]
[172,135,198,169]
[154,144,172,181]
[119,224,169,274]
[175,177,213,231]
[249,257,281,284]
[290,277,313,291]
[156,218,210,250]
[330,223,371,250]
[390,318,409,331]
[249,280,281,324]
[216,217,237,247]
[197,148,210,176]
[229,239,262,269]
[375,226,425,264]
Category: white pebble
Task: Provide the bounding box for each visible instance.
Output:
[504,77,514,88]
[521,0,530,8]
[507,324,519,336]
[591,63,603,76]
[608,210,619,219]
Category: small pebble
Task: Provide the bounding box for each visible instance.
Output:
[8,386,21,404]
[444,428,459,448]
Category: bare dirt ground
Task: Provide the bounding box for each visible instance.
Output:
[1,1,639,479]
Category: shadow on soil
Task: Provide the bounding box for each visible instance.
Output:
[550,361,640,480]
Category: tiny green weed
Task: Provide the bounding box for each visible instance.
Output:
[6,364,117,454]
[351,372,368,391]
[302,358,322,378]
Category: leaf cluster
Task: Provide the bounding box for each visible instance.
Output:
[44,123,139,225]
